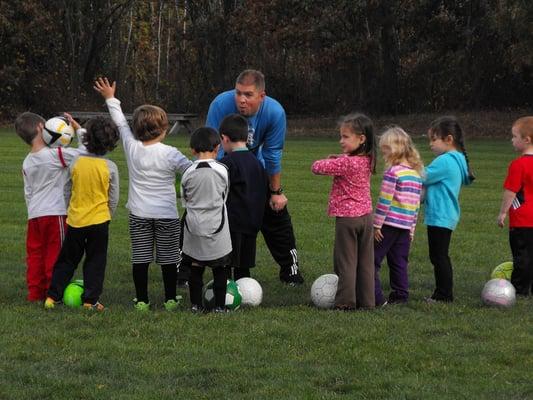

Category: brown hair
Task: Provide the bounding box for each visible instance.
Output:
[132,104,169,142]
[236,69,265,91]
[339,112,377,174]
[15,112,45,145]
[513,116,533,141]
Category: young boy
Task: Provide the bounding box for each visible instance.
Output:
[219,114,268,281]
[498,116,533,296]
[181,127,232,313]
[45,116,120,310]
[15,112,86,301]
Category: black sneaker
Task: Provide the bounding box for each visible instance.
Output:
[177,279,188,289]
[279,267,304,286]
[213,306,229,313]
[191,304,203,314]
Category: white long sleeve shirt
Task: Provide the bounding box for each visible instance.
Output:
[105,97,192,219]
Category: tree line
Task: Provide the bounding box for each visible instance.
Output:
[1,0,531,121]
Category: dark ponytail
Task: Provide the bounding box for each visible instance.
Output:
[429,116,475,182]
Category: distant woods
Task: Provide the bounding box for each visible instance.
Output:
[1,0,531,120]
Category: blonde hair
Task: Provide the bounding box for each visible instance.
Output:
[132,104,169,142]
[513,116,533,141]
[379,126,424,175]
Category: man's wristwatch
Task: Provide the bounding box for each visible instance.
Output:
[269,187,284,195]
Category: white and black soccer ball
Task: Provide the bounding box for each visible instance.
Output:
[481,278,516,308]
[43,116,74,148]
[236,277,263,307]
[310,273,338,309]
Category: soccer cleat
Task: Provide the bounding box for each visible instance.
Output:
[44,297,59,310]
[279,267,304,286]
[133,298,150,312]
[83,302,105,311]
[163,295,182,311]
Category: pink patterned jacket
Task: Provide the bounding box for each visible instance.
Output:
[312,155,372,217]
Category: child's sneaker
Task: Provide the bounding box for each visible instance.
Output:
[133,298,150,312]
[44,297,60,310]
[191,304,203,314]
[177,279,188,289]
[163,295,182,311]
[83,302,105,311]
[213,306,229,313]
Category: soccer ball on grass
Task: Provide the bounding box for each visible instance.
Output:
[63,279,84,308]
[310,273,338,309]
[481,278,516,308]
[236,277,263,307]
[202,279,242,310]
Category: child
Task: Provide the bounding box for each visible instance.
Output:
[311,113,377,310]
[94,77,192,311]
[15,112,86,302]
[373,126,423,306]
[180,127,232,313]
[497,116,533,296]
[219,114,268,281]
[424,116,475,303]
[45,116,120,310]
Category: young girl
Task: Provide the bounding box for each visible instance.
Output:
[94,77,192,311]
[311,113,377,310]
[373,127,423,306]
[424,116,475,303]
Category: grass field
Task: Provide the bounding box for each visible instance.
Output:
[1,127,533,399]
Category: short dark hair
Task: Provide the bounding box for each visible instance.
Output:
[15,112,45,145]
[190,127,220,152]
[219,114,248,142]
[84,117,119,155]
[132,104,169,141]
[236,69,265,91]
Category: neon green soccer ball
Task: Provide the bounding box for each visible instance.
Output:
[63,280,84,308]
[490,261,513,281]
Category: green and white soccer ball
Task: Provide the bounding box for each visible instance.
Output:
[43,116,75,148]
[236,277,263,307]
[63,279,84,308]
[310,273,338,309]
[202,279,242,310]
[490,261,513,281]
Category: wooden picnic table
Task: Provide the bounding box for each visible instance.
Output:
[68,111,198,135]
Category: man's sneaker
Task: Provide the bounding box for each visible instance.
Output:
[279,267,304,286]
[83,302,105,311]
[133,298,150,312]
[44,297,60,310]
[163,295,182,311]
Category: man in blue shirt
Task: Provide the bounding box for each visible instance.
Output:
[206,69,304,285]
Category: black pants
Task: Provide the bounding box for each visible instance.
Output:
[510,227,533,296]
[427,226,453,301]
[48,222,109,305]
[189,265,227,308]
[261,205,299,271]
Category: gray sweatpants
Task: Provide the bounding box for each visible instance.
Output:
[333,214,375,309]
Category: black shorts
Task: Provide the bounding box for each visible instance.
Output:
[181,252,231,269]
[228,231,257,269]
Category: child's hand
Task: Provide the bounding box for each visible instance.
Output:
[374,228,383,242]
[63,112,81,130]
[497,213,507,228]
[93,77,116,99]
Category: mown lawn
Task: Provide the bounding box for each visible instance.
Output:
[1,127,532,399]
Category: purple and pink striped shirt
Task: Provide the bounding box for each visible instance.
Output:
[373,164,422,236]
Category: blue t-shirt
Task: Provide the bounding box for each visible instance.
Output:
[423,151,470,230]
[206,90,286,175]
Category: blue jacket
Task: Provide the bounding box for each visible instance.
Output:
[423,151,471,230]
[206,90,286,176]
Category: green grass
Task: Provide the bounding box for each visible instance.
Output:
[2,128,533,399]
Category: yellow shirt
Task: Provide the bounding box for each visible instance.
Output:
[66,156,119,228]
